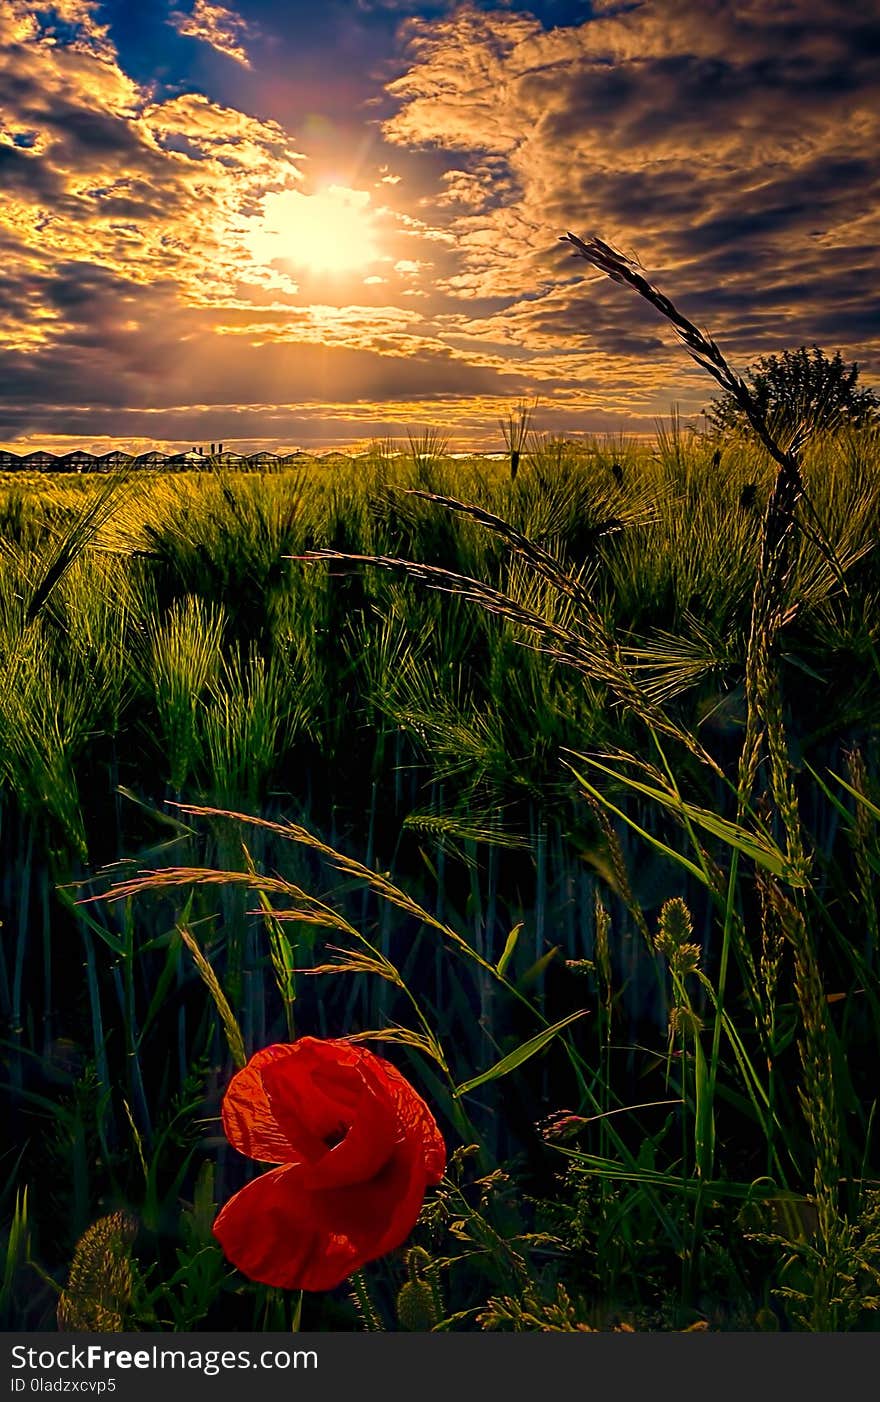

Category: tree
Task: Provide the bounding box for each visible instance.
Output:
[706,345,879,438]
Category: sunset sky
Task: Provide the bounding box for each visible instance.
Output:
[1,0,878,451]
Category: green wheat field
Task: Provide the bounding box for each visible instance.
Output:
[1,396,879,1330]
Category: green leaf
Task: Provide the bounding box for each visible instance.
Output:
[567,754,804,884]
[693,1032,714,1179]
[827,770,880,823]
[517,944,560,990]
[554,1148,800,1203]
[57,887,125,958]
[453,1009,588,1097]
[564,762,709,887]
[138,933,184,1047]
[495,922,522,978]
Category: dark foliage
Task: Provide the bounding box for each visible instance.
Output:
[706,346,879,438]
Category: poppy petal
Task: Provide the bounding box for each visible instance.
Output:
[212,1164,346,1291]
[213,1144,430,1292]
[261,1039,366,1147]
[261,1039,401,1188]
[372,1054,447,1184]
[220,1045,304,1164]
[215,1037,446,1290]
[330,1133,432,1264]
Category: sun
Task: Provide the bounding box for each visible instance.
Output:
[247,185,382,276]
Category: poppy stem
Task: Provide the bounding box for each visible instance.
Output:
[290,1290,303,1332]
[349,1271,383,1331]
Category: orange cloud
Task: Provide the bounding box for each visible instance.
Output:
[168,0,258,68]
[3,0,877,449]
[383,1,880,388]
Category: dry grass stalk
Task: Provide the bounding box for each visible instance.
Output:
[768,884,840,1247]
[581,789,650,948]
[757,874,785,1068]
[846,747,878,965]
[178,924,247,1069]
[560,235,806,486]
[297,541,724,780]
[560,234,806,816]
[594,890,612,1027]
[499,398,538,480]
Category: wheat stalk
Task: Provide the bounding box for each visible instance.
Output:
[560,232,806,827]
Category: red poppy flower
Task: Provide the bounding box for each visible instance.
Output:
[212,1037,446,1292]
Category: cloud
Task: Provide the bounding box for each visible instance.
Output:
[0,298,525,448]
[383,0,880,399]
[167,1,258,67]
[0,5,314,336]
[17,1,118,62]
[2,0,878,448]
[0,2,536,448]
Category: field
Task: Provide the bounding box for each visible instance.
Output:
[1,418,879,1331]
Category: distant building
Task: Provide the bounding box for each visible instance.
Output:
[20,451,59,471]
[59,450,98,473]
[166,449,207,470]
[0,443,452,472]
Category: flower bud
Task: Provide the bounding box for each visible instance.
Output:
[396,1278,437,1331]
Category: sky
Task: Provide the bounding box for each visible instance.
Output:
[0,0,878,451]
